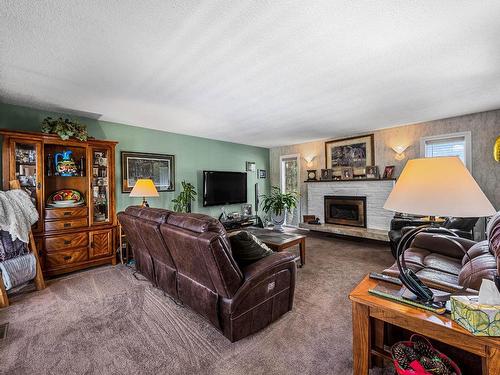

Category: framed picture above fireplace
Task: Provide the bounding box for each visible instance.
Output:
[325,134,374,176]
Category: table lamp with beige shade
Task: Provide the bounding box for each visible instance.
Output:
[383,156,496,303]
[129,179,159,207]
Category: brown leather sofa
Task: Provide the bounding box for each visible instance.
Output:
[117,206,296,342]
[383,219,500,293]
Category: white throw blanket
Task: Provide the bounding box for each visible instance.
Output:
[0,190,39,243]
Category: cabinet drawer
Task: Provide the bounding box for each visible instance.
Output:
[45,207,88,220]
[45,218,88,231]
[45,248,88,269]
[45,232,88,252]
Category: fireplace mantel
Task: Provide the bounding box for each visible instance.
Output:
[304,178,396,183]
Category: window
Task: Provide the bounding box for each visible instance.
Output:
[420,131,471,171]
[280,154,300,226]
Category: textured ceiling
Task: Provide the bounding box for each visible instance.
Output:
[1,1,500,147]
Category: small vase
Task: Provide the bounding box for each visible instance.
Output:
[271,212,286,232]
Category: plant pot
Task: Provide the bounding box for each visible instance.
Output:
[271,212,286,232]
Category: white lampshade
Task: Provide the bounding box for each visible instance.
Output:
[384,157,495,217]
[129,179,159,197]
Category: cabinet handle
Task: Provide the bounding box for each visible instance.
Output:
[64,223,71,228]
[63,255,71,261]
[90,242,94,248]
[37,182,41,189]
[63,211,72,216]
[64,240,71,245]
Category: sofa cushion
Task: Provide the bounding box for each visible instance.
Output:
[423,254,462,276]
[124,206,171,223]
[228,231,273,268]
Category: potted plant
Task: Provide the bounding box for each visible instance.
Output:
[261,186,299,231]
[41,117,89,141]
[172,181,197,213]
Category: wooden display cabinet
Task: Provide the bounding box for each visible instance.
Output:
[1,129,118,276]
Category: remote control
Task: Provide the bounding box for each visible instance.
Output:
[369,272,402,286]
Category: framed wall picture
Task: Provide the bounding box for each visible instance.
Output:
[246,161,256,172]
[383,165,395,179]
[257,169,267,178]
[121,151,175,193]
[325,134,374,176]
[365,165,380,179]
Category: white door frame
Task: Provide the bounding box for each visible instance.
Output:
[279,153,300,226]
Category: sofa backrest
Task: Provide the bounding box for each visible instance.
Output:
[160,213,243,299]
[124,206,175,269]
[117,209,155,281]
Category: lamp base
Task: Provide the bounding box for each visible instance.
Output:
[141,198,149,208]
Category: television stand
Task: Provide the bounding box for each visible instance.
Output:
[220,215,263,231]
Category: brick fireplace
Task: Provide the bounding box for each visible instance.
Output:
[324,195,367,228]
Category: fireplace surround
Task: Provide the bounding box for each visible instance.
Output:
[324,196,367,228]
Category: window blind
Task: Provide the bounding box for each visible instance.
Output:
[424,136,466,164]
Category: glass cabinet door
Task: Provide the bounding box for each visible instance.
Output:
[10,139,43,231]
[90,147,111,224]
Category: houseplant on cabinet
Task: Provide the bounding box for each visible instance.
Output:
[172,181,197,213]
[261,186,299,231]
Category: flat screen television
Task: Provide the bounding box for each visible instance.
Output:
[203,171,247,206]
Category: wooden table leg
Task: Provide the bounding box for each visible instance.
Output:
[483,347,500,375]
[352,301,370,375]
[373,319,385,368]
[299,238,305,267]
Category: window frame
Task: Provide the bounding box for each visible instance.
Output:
[420,131,472,171]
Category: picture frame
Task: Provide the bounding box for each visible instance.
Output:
[321,168,333,180]
[365,165,380,179]
[325,134,374,176]
[242,203,252,216]
[246,161,256,172]
[383,165,395,179]
[257,169,267,178]
[121,151,175,193]
[341,167,353,180]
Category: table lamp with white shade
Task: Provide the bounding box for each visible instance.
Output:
[383,156,496,302]
[129,179,159,207]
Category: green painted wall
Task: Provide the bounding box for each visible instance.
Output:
[0,102,270,217]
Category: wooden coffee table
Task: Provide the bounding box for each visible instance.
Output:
[246,228,306,267]
[349,275,500,374]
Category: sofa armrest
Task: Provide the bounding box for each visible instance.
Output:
[221,252,296,316]
[411,232,476,259]
[242,252,297,282]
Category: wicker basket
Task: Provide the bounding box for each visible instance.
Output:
[391,335,461,375]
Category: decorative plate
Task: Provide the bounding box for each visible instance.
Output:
[48,189,83,204]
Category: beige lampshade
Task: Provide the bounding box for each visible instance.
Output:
[129,179,159,197]
[384,157,495,217]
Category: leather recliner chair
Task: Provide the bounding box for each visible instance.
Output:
[117,206,297,342]
[388,216,479,258]
[383,215,500,293]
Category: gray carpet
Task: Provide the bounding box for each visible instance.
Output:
[0,232,394,374]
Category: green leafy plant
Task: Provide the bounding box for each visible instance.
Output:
[261,186,299,216]
[172,181,197,213]
[41,117,88,141]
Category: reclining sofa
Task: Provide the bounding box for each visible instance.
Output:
[117,206,296,342]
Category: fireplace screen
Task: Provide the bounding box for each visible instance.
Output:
[324,196,366,227]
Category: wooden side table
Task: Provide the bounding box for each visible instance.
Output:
[349,276,500,374]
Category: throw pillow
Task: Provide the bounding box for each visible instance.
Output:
[228,231,273,268]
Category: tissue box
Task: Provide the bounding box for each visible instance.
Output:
[451,296,500,336]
